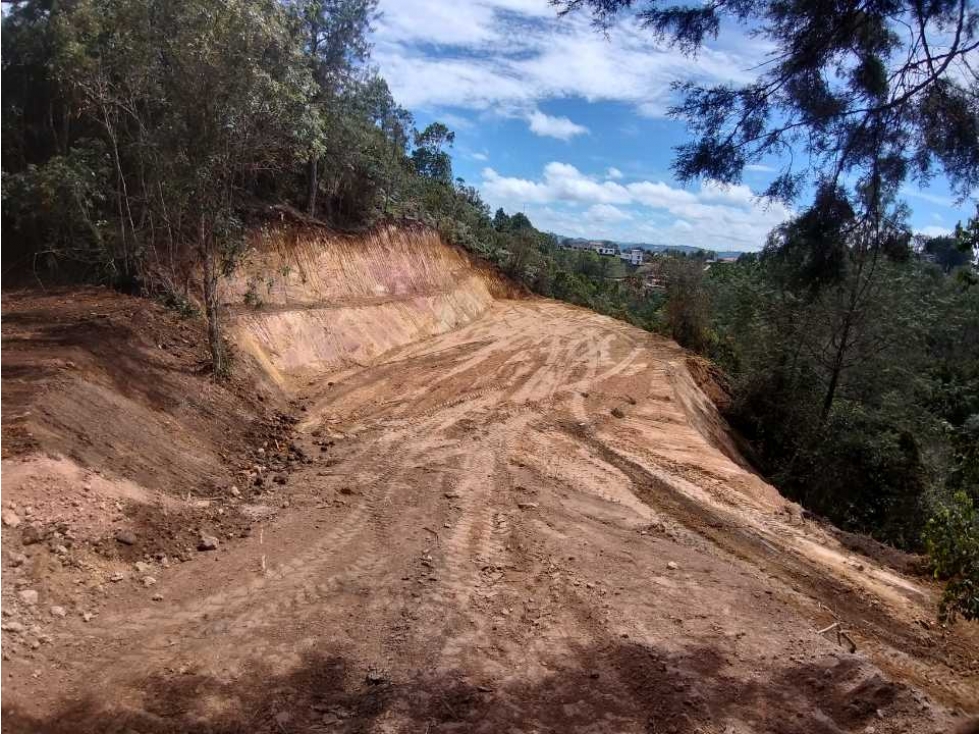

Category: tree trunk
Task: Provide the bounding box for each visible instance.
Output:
[201,222,225,377]
[820,310,852,422]
[306,156,318,217]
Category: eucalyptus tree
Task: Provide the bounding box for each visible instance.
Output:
[293,0,378,217]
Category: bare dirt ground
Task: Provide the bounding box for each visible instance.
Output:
[3,286,978,733]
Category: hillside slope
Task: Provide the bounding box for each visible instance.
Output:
[2,228,977,734]
[225,225,517,387]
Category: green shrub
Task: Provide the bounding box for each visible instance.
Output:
[924,491,979,622]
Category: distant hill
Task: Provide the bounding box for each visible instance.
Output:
[552,235,746,260]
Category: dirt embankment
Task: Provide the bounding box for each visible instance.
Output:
[2,227,977,734]
[224,225,517,388]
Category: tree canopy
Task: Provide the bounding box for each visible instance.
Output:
[558,0,979,204]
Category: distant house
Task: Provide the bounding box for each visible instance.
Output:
[619,247,644,266]
[591,242,618,256]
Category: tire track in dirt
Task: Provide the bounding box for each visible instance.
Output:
[8,299,974,732]
[566,422,975,702]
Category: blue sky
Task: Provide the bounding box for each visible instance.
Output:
[372,0,975,251]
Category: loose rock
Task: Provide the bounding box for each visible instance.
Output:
[21,526,45,546]
[18,589,39,605]
[197,534,219,552]
[50,606,67,618]
[667,561,679,571]
[2,509,22,528]
[115,530,137,546]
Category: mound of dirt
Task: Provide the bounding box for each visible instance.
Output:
[0,287,310,627]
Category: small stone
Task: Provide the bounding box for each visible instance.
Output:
[274,475,287,485]
[115,530,137,546]
[365,667,389,685]
[517,502,539,510]
[50,606,67,618]
[338,487,354,496]
[229,486,241,497]
[82,612,94,622]
[444,491,461,499]
[197,534,219,552]
[667,561,679,571]
[17,589,38,606]
[2,621,26,633]
[151,593,164,602]
[134,561,152,574]
[9,553,28,568]
[109,572,126,582]
[142,576,157,587]
[21,526,44,546]
[274,712,292,726]
[2,510,22,528]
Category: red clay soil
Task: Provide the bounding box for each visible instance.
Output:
[2,286,978,734]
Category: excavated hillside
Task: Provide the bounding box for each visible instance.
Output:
[2,227,977,734]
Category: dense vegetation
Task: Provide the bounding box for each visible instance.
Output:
[3,0,978,621]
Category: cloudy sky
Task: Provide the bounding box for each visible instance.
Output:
[373,0,973,251]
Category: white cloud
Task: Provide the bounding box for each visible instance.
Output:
[586,204,632,222]
[745,164,776,173]
[471,152,489,161]
[480,161,793,249]
[901,187,953,208]
[374,0,767,117]
[527,110,589,140]
[483,162,631,204]
[606,167,624,180]
[916,225,953,238]
[627,180,698,209]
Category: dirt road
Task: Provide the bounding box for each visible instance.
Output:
[3,298,977,733]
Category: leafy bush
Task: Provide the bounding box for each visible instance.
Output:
[924,491,979,622]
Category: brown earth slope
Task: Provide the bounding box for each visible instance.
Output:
[2,228,977,734]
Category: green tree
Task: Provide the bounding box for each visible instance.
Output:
[295,0,377,217]
[411,122,455,183]
[558,0,979,203]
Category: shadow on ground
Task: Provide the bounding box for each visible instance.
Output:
[2,638,917,734]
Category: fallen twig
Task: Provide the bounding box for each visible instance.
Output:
[423,526,440,547]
